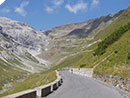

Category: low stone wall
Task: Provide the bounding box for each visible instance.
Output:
[41,86,51,97]
[70,68,130,93]
[2,89,37,98]
[70,68,93,78]
[15,91,36,98]
[93,73,130,93]
[2,71,63,98]
[58,80,61,86]
[53,83,58,91]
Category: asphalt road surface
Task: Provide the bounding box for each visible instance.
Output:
[46,71,130,98]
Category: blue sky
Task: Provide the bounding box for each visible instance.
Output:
[0,0,130,31]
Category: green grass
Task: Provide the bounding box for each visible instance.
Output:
[94,30,130,78]
[95,7,130,40]
[56,29,130,77]
[51,53,86,70]
[0,59,27,91]
[0,51,56,97]
[1,6,130,98]
[53,7,130,78]
[0,71,56,97]
[94,22,130,56]
[70,31,130,77]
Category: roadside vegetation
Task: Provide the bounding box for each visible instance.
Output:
[0,71,56,97]
[1,6,130,98]
[127,52,130,60]
[94,22,130,56]
[94,30,130,78]
[52,7,130,78]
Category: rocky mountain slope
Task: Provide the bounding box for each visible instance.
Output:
[41,9,124,65]
[53,7,130,78]
[0,17,53,93]
[0,6,130,96]
[45,10,124,38]
[0,17,52,72]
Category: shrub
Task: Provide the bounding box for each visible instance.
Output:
[80,64,86,68]
[128,52,130,60]
[114,50,118,54]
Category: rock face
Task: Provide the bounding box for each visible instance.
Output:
[0,17,51,73]
[0,17,48,52]
[93,73,130,93]
[0,10,125,73]
[0,7,129,95]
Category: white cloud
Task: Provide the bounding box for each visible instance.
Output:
[0,0,5,6]
[0,7,10,14]
[53,0,63,6]
[45,6,54,13]
[91,0,99,9]
[15,1,29,16]
[45,0,63,13]
[65,2,88,14]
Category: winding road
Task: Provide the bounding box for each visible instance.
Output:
[46,70,130,98]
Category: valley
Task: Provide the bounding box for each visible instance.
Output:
[0,6,130,97]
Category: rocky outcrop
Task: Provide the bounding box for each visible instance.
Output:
[0,17,49,52]
[0,17,51,73]
[93,73,130,93]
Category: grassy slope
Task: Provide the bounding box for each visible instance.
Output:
[94,30,130,77]
[1,6,130,98]
[0,34,56,97]
[52,53,86,70]
[0,59,27,90]
[0,45,28,91]
[0,53,56,97]
[55,31,130,78]
[0,71,56,97]
[95,7,130,40]
[75,7,130,68]
[54,7,130,78]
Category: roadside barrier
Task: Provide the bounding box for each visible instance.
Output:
[2,71,63,98]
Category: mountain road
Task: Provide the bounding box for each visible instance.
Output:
[45,70,130,98]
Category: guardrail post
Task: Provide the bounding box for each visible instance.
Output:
[36,88,41,98]
[51,84,53,92]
